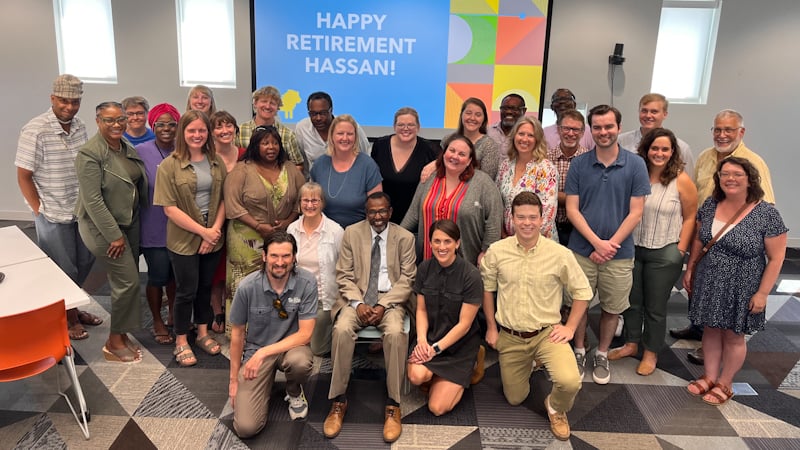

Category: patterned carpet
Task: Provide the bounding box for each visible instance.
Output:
[2,222,800,449]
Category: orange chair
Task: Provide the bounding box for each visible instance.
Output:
[0,299,90,439]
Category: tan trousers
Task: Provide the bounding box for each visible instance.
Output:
[233,345,313,438]
[328,305,408,403]
[496,327,582,413]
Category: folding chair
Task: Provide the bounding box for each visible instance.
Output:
[0,299,90,439]
[355,314,412,394]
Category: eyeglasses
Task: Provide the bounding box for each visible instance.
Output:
[98,116,127,125]
[308,109,331,118]
[711,127,742,135]
[301,198,321,205]
[366,208,391,217]
[154,121,177,129]
[558,126,583,134]
[126,111,146,117]
[718,171,747,179]
[273,297,288,320]
[395,123,417,130]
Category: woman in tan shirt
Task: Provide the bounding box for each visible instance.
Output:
[154,110,226,367]
[223,125,304,334]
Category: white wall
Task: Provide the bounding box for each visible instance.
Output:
[0,0,254,220]
[545,0,800,246]
[1,0,797,244]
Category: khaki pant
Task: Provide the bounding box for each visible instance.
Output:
[328,305,408,403]
[574,253,634,314]
[233,345,313,438]
[496,327,582,413]
[311,306,333,356]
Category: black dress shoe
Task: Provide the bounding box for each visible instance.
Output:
[669,326,703,341]
[687,347,705,365]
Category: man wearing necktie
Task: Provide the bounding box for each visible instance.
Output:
[324,192,417,443]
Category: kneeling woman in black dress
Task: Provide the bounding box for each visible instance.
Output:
[407,219,483,415]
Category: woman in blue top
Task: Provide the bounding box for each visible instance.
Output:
[310,114,382,228]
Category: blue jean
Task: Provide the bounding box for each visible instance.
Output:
[34,214,95,286]
[169,249,222,336]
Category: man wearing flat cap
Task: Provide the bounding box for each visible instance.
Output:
[15,74,101,340]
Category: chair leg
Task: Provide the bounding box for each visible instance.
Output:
[57,347,90,439]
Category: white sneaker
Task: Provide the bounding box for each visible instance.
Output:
[285,386,308,420]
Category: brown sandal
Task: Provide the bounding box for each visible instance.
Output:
[77,310,103,326]
[687,375,715,397]
[703,383,734,406]
[103,345,142,364]
[195,335,221,355]
[68,323,89,340]
[173,345,197,367]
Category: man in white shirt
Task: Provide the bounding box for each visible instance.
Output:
[617,93,695,179]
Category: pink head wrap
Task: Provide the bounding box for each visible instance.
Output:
[148,103,180,129]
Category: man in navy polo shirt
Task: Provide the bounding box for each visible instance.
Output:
[565,104,650,385]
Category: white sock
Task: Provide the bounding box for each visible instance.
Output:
[574,347,586,356]
[596,350,608,358]
[546,397,558,415]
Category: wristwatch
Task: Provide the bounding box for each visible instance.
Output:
[432,342,442,355]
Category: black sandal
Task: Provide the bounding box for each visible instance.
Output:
[212,313,225,333]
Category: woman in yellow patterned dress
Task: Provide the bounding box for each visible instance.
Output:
[223,126,304,335]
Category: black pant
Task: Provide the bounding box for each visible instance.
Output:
[169,249,222,336]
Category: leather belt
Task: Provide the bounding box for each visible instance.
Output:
[500,325,542,339]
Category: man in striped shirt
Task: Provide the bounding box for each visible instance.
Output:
[15,74,99,340]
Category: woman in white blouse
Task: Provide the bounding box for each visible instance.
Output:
[287,182,344,355]
[608,128,697,375]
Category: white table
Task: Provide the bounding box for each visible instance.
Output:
[0,256,91,317]
[0,225,47,268]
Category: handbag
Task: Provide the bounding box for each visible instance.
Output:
[687,201,750,299]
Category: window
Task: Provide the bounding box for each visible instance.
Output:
[53,0,117,83]
[176,0,236,88]
[651,0,722,104]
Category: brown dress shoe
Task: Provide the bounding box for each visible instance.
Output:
[608,343,638,361]
[636,350,658,376]
[545,395,570,441]
[323,401,347,438]
[383,405,402,443]
[470,345,486,385]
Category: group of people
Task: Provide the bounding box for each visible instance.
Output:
[15,74,788,443]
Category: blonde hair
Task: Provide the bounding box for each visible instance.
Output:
[186,85,216,115]
[639,93,668,112]
[298,181,325,209]
[507,116,547,162]
[326,114,361,156]
[252,86,282,110]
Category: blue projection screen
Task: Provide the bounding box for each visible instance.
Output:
[252,1,551,130]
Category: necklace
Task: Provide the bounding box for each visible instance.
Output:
[155,143,173,160]
[326,156,354,198]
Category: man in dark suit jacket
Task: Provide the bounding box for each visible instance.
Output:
[323,192,416,443]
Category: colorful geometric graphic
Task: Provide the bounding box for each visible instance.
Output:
[445,0,550,126]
